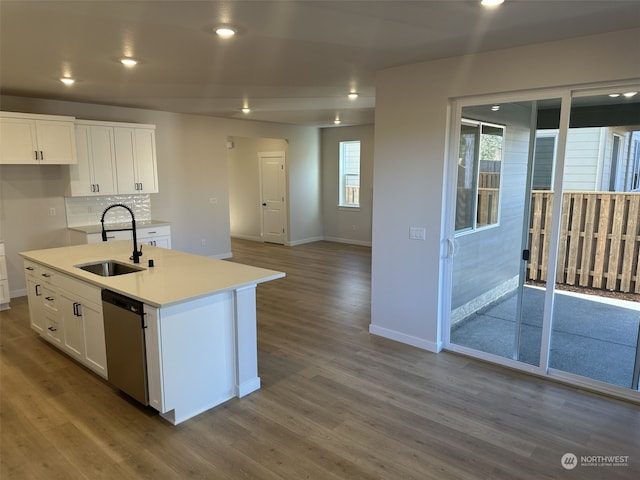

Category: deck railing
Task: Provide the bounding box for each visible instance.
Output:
[528,191,640,294]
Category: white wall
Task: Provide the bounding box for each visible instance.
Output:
[0,95,321,295]
[228,136,289,241]
[321,124,374,246]
[370,28,640,351]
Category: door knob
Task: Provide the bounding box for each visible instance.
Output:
[262,203,267,206]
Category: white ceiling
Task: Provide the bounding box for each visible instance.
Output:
[1,0,639,127]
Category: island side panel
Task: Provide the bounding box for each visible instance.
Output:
[234,284,261,397]
[156,292,236,425]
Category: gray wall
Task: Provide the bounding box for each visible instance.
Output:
[321,124,374,246]
[1,95,321,295]
[370,27,640,351]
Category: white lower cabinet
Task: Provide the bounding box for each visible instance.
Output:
[0,242,9,310]
[72,224,171,249]
[59,291,86,361]
[138,226,172,248]
[23,260,107,379]
[25,275,45,334]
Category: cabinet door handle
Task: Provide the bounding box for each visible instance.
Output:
[41,273,51,278]
[48,326,57,332]
[148,231,156,234]
[96,184,100,192]
[40,151,44,160]
[26,266,35,271]
[34,150,38,160]
[139,182,143,190]
[35,284,41,296]
[45,296,55,301]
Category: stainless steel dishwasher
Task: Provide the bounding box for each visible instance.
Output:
[102,289,149,405]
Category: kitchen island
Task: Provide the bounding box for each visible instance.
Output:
[20,241,285,424]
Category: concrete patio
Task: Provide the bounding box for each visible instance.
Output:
[451,286,640,389]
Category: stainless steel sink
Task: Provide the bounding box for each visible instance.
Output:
[75,260,145,277]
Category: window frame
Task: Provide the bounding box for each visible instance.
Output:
[455,118,506,235]
[338,140,361,208]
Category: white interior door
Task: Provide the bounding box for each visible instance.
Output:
[259,152,286,244]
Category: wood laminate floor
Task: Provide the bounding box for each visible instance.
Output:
[1,239,639,479]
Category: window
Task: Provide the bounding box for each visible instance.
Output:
[339,141,361,207]
[455,119,504,231]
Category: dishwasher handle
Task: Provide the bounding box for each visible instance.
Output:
[101,289,144,315]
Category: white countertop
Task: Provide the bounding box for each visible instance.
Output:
[20,241,285,308]
[68,219,171,235]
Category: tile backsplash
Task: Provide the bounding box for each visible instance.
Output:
[65,195,151,227]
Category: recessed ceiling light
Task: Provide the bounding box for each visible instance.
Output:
[215,26,237,38]
[241,107,251,114]
[608,93,621,98]
[348,92,358,100]
[334,118,341,125]
[623,91,638,98]
[121,58,138,67]
[481,0,504,6]
[491,105,500,111]
[60,77,75,86]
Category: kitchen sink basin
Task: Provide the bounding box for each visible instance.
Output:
[75,260,145,277]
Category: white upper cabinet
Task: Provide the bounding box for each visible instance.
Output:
[69,123,118,196]
[114,126,158,194]
[67,120,159,197]
[0,112,77,164]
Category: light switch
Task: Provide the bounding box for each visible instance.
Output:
[409,227,426,240]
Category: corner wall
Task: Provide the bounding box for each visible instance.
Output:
[370,28,640,351]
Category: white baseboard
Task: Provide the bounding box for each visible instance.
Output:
[323,236,372,247]
[369,324,442,353]
[231,233,263,242]
[288,236,324,246]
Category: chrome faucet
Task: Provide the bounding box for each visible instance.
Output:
[100,203,143,264]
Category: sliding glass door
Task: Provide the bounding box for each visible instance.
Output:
[548,90,640,390]
[449,99,554,367]
[446,86,640,397]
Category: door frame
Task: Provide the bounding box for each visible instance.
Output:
[441,88,569,377]
[258,151,287,244]
[441,84,640,402]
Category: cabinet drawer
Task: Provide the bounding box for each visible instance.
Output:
[87,230,132,243]
[44,315,63,346]
[57,273,101,306]
[42,285,58,311]
[24,260,40,277]
[137,225,170,237]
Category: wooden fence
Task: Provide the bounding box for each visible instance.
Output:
[528,191,640,293]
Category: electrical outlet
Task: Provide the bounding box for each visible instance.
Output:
[409,227,426,240]
[49,207,56,216]
[209,197,217,204]
[201,239,206,247]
